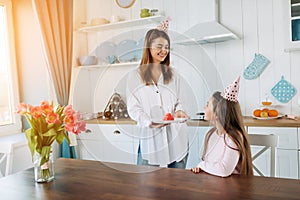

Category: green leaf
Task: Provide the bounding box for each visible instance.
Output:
[40,146,52,166]
[43,128,57,137]
[25,129,35,160]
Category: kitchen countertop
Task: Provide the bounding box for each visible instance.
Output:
[86,116,300,127]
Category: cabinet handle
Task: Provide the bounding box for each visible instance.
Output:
[85,129,92,133]
[113,130,121,134]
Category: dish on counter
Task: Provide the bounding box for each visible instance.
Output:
[151,117,188,124]
[252,115,283,120]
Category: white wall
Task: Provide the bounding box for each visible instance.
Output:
[77,0,300,116]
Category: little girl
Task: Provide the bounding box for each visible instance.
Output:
[191,76,253,177]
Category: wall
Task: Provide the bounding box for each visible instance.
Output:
[12,0,52,105]
[78,0,300,116]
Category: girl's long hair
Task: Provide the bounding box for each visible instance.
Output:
[202,91,253,175]
[139,29,173,85]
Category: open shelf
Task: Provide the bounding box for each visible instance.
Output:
[77,15,164,32]
[76,61,140,69]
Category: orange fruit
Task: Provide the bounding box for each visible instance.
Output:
[268,109,278,117]
[261,108,269,112]
[253,109,261,117]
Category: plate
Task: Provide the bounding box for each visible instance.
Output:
[116,39,137,62]
[152,117,188,124]
[95,41,116,63]
[252,115,282,120]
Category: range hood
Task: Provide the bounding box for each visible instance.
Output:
[174,21,239,45]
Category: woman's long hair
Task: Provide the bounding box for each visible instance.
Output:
[202,91,253,175]
[139,29,173,85]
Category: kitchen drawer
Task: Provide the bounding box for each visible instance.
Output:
[78,124,134,142]
[100,124,134,142]
[78,124,104,140]
[248,127,298,150]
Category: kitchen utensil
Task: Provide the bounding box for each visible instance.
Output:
[271,76,297,103]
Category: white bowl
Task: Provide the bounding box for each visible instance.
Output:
[79,56,97,66]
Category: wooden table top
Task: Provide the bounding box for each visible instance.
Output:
[1,158,300,200]
[87,116,300,127]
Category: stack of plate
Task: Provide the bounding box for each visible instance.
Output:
[95,41,116,64]
[116,39,138,62]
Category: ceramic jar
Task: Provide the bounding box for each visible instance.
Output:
[140,8,150,18]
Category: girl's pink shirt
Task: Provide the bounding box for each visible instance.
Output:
[197,130,240,177]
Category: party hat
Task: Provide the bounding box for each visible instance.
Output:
[156,16,170,33]
[221,76,240,102]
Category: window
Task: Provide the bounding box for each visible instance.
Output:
[0,0,21,135]
[291,0,300,41]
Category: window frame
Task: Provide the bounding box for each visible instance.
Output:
[0,0,22,136]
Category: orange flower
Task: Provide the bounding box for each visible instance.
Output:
[29,106,43,119]
[64,114,74,125]
[40,101,53,115]
[16,103,28,115]
[46,112,61,124]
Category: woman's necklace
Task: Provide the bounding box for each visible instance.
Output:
[152,79,159,93]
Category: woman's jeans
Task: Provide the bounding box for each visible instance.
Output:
[137,145,187,169]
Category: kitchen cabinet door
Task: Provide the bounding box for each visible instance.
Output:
[276,149,298,179]
[77,124,136,164]
[186,126,210,169]
[76,139,104,161]
[248,127,299,179]
[100,124,136,164]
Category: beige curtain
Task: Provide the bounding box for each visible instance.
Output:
[31,0,73,106]
[32,0,77,150]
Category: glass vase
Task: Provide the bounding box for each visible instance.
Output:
[34,151,54,183]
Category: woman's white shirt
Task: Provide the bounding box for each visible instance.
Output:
[126,66,188,167]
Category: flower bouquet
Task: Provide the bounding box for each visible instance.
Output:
[16,101,86,182]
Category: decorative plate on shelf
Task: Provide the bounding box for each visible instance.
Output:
[95,41,116,63]
[116,39,138,62]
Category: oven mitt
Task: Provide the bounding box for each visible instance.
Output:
[243,53,270,80]
[271,76,297,103]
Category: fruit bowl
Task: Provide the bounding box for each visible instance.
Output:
[261,101,272,106]
[252,108,279,119]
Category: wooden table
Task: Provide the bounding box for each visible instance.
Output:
[1,158,299,200]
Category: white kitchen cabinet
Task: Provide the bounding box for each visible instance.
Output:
[186,126,210,169]
[76,124,137,164]
[247,127,299,179]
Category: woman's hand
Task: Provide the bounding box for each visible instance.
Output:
[190,167,202,174]
[149,122,169,128]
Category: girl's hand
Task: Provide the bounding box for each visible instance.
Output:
[190,167,202,174]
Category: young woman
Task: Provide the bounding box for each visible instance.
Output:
[126,27,189,168]
[191,77,253,177]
